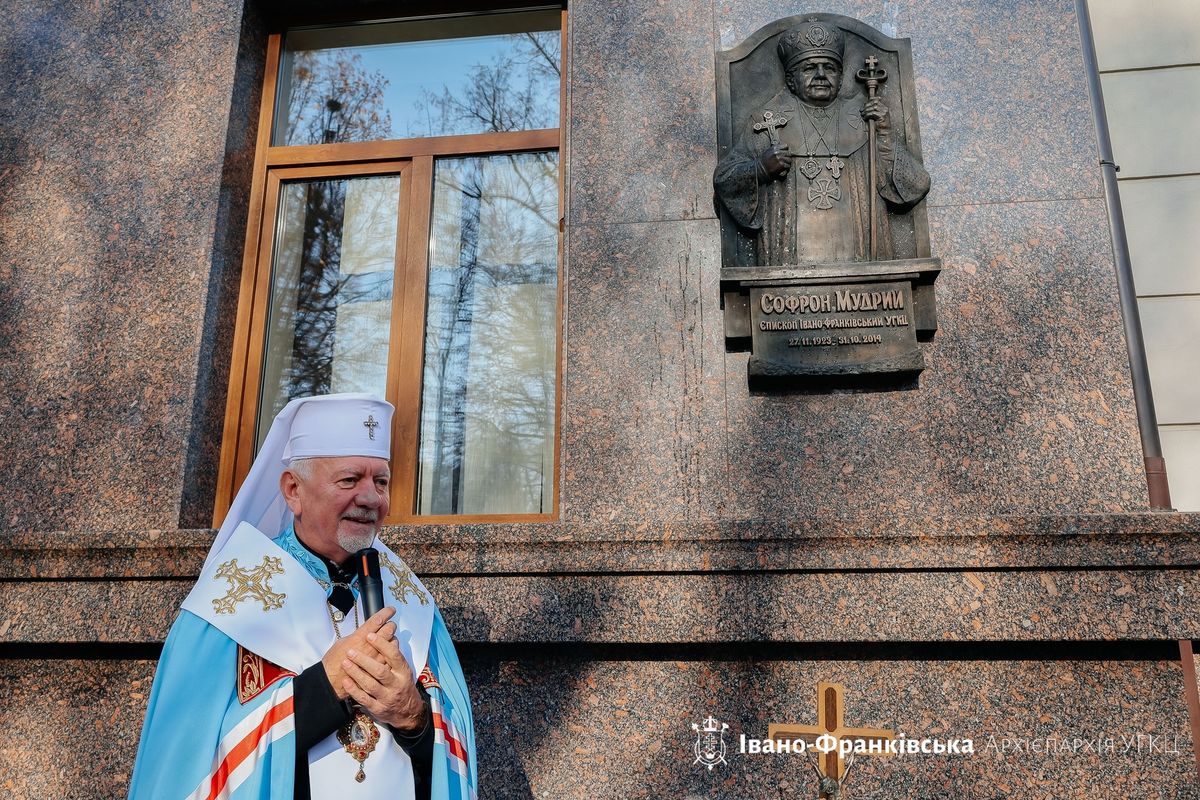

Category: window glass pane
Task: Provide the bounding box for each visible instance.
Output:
[256,174,401,450]
[275,10,561,146]
[417,152,558,515]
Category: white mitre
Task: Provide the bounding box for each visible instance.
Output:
[206,392,395,569]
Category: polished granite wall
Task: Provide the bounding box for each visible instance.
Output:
[561,0,1149,523]
[1,0,1197,799]
[0,0,1148,531]
[0,0,256,535]
[4,521,1200,799]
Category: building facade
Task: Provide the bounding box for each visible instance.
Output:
[2,0,1199,798]
[1092,0,1200,511]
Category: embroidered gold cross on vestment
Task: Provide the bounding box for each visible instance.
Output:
[213,556,287,615]
[381,552,429,606]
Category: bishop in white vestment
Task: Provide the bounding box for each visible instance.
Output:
[129,394,477,800]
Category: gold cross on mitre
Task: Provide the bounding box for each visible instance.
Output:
[768,682,894,797]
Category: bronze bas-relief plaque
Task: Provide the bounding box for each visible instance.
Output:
[749,281,920,377]
[714,13,940,386]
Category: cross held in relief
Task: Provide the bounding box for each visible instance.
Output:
[753,110,788,147]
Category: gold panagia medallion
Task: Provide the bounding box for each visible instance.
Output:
[337,712,381,782]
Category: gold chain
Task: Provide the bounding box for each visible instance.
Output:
[316,576,377,782]
[330,602,360,640]
[315,578,359,639]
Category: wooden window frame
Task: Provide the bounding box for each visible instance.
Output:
[214,10,567,526]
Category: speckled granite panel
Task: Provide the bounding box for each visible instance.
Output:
[568,0,719,225]
[2,655,1192,799]
[713,0,1103,208]
[178,1,267,528]
[8,567,1200,644]
[434,570,1200,644]
[468,657,1198,799]
[1,581,188,644]
[561,219,728,522]
[0,659,156,799]
[0,0,249,534]
[723,199,1146,518]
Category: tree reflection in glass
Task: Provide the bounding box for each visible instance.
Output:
[277,52,393,145]
[417,152,558,515]
[275,11,560,146]
[255,175,401,450]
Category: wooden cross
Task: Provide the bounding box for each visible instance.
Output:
[769,682,895,798]
[753,110,788,147]
[363,414,380,440]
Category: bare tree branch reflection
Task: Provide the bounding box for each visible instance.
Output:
[419,153,558,514]
[409,31,560,137]
[282,51,392,145]
[264,31,561,510]
[251,52,401,448]
[259,174,399,443]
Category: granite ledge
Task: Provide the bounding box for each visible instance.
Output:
[4,568,1199,644]
[3,513,1200,576]
[2,513,1200,579]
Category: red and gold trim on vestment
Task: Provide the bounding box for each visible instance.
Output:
[237,645,297,704]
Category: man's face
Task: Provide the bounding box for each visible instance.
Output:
[281,456,391,561]
[790,57,842,104]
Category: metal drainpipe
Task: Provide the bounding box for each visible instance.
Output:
[1074,0,1172,509]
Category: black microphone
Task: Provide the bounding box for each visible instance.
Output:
[356,547,385,619]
